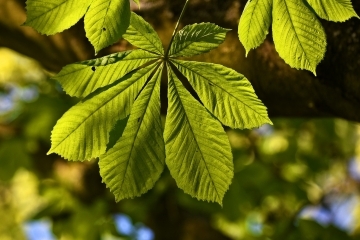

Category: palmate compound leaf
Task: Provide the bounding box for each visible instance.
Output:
[306,0,359,22]
[238,0,272,55]
[171,60,272,129]
[122,12,164,55]
[53,49,158,98]
[272,0,327,74]
[24,0,92,34]
[168,23,230,57]
[164,65,234,205]
[99,65,165,201]
[48,62,159,161]
[84,0,130,53]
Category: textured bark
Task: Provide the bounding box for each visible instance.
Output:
[1,0,360,122]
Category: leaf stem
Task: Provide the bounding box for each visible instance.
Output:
[164,0,190,58]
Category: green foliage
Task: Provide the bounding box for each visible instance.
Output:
[307,0,359,22]
[168,23,230,57]
[24,0,91,35]
[1,48,360,239]
[24,0,358,206]
[171,60,272,129]
[99,65,165,201]
[48,12,270,204]
[165,67,233,205]
[238,0,358,73]
[24,0,132,52]
[52,49,157,98]
[49,62,158,161]
[84,0,130,53]
[122,13,165,55]
[238,0,272,55]
[273,0,326,74]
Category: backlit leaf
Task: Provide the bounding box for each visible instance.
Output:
[85,0,130,53]
[48,63,159,161]
[100,65,165,201]
[164,65,233,205]
[306,0,359,22]
[53,49,158,98]
[172,60,272,129]
[272,0,326,74]
[123,12,164,55]
[238,0,272,55]
[24,0,91,35]
[169,23,230,57]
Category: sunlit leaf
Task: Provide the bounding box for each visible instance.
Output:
[164,65,233,205]
[272,0,326,74]
[306,0,359,22]
[84,0,130,53]
[169,23,230,57]
[53,49,158,98]
[48,63,159,161]
[24,0,91,34]
[123,12,164,55]
[238,0,272,55]
[100,65,165,201]
[172,60,272,129]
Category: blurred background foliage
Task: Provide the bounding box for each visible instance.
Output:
[1,47,360,240]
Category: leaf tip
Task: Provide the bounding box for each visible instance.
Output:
[267,119,274,126]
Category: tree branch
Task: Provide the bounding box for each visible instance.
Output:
[2,0,360,122]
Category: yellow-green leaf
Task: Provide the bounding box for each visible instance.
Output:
[24,0,91,35]
[306,0,359,22]
[272,0,326,74]
[238,0,272,55]
[164,65,233,205]
[100,65,165,201]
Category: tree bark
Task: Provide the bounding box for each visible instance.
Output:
[1,0,360,122]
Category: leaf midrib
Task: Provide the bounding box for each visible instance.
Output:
[282,0,310,64]
[243,0,260,46]
[27,0,73,21]
[174,60,269,121]
[127,26,163,55]
[51,67,153,153]
[93,0,112,47]
[117,69,161,191]
[171,25,225,56]
[170,70,221,201]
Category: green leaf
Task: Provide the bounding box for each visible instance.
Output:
[164,65,233,205]
[272,0,326,74]
[171,60,272,129]
[238,0,272,55]
[53,49,158,98]
[123,12,164,55]
[168,23,230,57]
[306,0,359,22]
[84,0,130,53]
[24,0,91,35]
[48,62,159,161]
[100,65,165,201]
